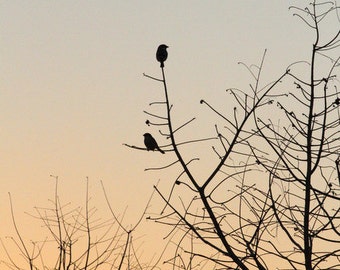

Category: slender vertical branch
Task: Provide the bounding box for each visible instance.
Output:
[161,67,200,191]
[84,177,91,269]
[8,193,34,270]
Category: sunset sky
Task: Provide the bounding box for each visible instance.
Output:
[0,0,328,267]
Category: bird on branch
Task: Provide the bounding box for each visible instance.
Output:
[156,44,168,68]
[143,133,165,154]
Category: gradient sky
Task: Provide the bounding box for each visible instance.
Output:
[0,0,326,267]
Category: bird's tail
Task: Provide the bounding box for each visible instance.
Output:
[158,147,165,154]
[160,62,164,68]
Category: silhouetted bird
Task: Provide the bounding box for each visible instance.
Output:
[143,133,165,154]
[156,44,168,68]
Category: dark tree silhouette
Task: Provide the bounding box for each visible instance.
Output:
[0,177,160,270]
[126,1,340,269]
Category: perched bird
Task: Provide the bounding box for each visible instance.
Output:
[156,44,168,68]
[143,133,165,154]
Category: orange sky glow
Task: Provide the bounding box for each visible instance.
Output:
[1,1,337,269]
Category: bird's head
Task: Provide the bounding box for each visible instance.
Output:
[143,133,151,137]
[159,44,168,49]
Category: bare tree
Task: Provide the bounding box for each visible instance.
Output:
[126,1,340,269]
[252,2,340,269]
[1,176,158,270]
